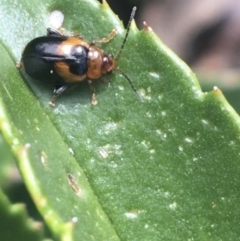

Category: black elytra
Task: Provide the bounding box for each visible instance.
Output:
[21,29,88,85]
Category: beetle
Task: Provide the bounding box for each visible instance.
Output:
[19,7,140,106]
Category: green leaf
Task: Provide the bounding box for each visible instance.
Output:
[199,71,240,114]
[0,133,16,187]
[0,188,44,241]
[1,0,240,240]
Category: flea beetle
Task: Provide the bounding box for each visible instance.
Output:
[20,7,139,106]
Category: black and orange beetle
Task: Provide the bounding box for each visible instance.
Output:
[20,7,140,106]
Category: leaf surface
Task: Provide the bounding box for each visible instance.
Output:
[0,0,240,240]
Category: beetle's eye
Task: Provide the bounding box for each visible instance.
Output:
[102,55,114,73]
[103,56,108,63]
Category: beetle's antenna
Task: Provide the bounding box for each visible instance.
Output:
[114,7,141,101]
[115,6,137,62]
[116,67,142,101]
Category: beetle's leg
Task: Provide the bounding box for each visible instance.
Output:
[49,85,69,107]
[74,34,84,39]
[91,29,117,45]
[47,28,64,37]
[87,80,97,105]
[16,62,22,68]
[58,28,66,35]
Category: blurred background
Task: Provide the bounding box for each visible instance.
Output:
[106,0,240,113]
